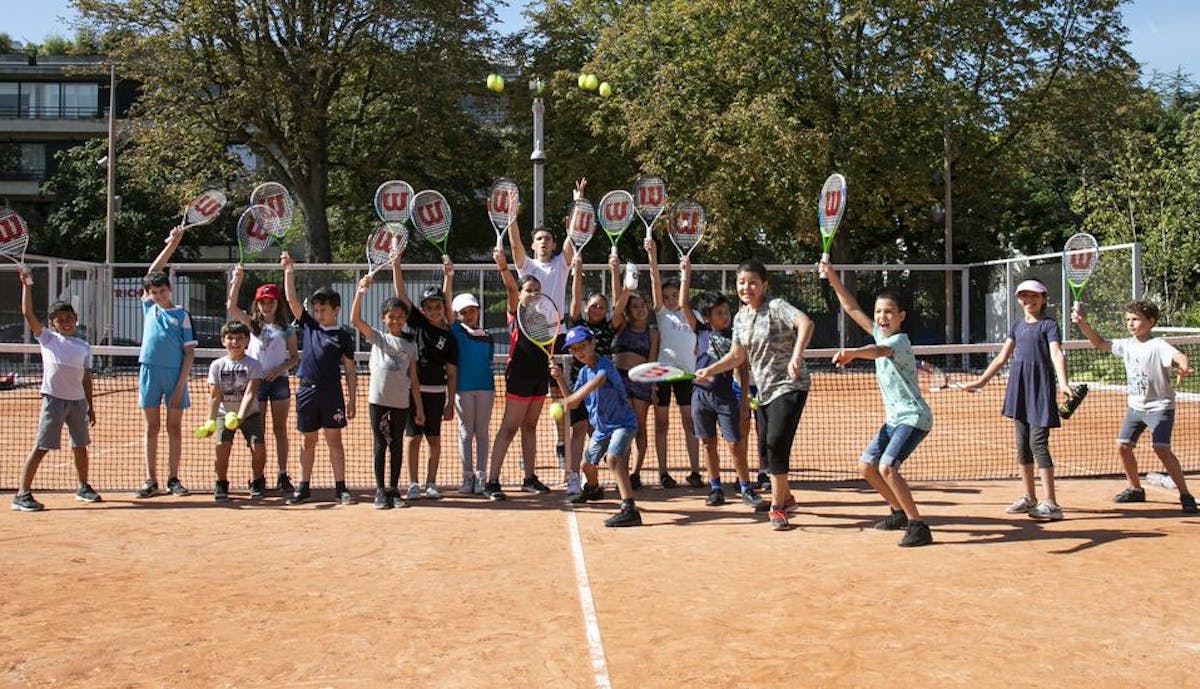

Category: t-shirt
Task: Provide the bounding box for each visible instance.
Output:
[656,307,697,372]
[1111,337,1180,412]
[296,311,355,386]
[694,324,735,400]
[366,327,418,408]
[517,253,569,315]
[732,297,810,405]
[872,326,932,431]
[451,322,495,393]
[139,297,196,370]
[406,309,458,391]
[248,322,293,373]
[574,356,637,434]
[36,329,91,401]
[207,355,263,416]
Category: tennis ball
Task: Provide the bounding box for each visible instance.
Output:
[224,411,240,430]
[549,402,564,421]
[493,75,505,93]
[584,74,599,91]
[598,82,611,98]
[749,398,759,411]
[485,74,495,91]
[193,419,217,439]
[578,73,588,90]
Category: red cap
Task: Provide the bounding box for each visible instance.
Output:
[254,284,282,302]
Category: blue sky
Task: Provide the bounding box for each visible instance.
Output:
[3,0,1198,78]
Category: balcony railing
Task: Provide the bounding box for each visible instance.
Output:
[0,166,48,182]
[0,105,103,119]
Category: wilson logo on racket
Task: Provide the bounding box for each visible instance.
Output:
[379,191,408,213]
[416,200,446,225]
[192,192,225,219]
[823,190,843,218]
[638,184,664,206]
[490,188,514,213]
[0,215,24,242]
[1067,251,1093,270]
[245,215,271,241]
[675,210,701,236]
[570,206,595,233]
[603,200,630,222]
[372,232,394,251]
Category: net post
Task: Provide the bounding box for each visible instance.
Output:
[1132,241,1143,299]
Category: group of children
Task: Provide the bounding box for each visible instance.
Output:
[11,216,1196,545]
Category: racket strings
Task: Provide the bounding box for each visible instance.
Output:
[374,180,413,225]
[488,180,519,230]
[412,191,452,245]
[567,199,595,248]
[668,200,705,255]
[517,296,561,345]
[598,190,635,239]
[1063,233,1099,285]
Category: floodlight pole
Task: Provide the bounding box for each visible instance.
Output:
[103,63,117,346]
[530,78,546,229]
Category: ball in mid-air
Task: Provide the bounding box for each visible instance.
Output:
[549,402,564,420]
[598,82,611,98]
[584,74,600,91]
[578,73,589,90]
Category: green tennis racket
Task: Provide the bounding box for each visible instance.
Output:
[411,189,452,260]
[516,293,562,361]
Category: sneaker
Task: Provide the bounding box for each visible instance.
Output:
[1113,486,1146,503]
[740,487,765,509]
[566,472,581,496]
[521,475,551,494]
[483,481,507,501]
[685,472,704,488]
[1181,493,1198,514]
[604,504,642,527]
[75,484,102,503]
[1005,495,1036,514]
[459,475,475,495]
[424,483,442,499]
[11,492,44,512]
[406,483,422,502]
[899,521,933,547]
[755,472,771,490]
[286,486,311,505]
[706,487,726,506]
[874,508,908,531]
[374,488,390,510]
[391,488,407,508]
[473,471,486,495]
[135,480,160,498]
[248,477,266,499]
[336,487,356,505]
[630,472,643,490]
[276,473,295,494]
[214,480,230,502]
[166,477,189,496]
[768,508,790,531]
[1028,500,1064,521]
[783,495,799,513]
[569,483,605,504]
[660,473,678,489]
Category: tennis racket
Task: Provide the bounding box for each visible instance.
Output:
[516,292,562,362]
[235,204,279,265]
[0,208,31,282]
[1063,232,1099,316]
[180,189,228,230]
[250,182,295,238]
[817,173,847,277]
[365,222,409,278]
[629,361,695,384]
[633,175,668,242]
[374,180,414,227]
[411,189,452,261]
[487,178,519,250]
[666,199,706,260]
[598,190,635,257]
[925,365,964,392]
[566,198,596,253]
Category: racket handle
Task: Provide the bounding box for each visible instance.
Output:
[610,245,618,257]
[819,252,830,279]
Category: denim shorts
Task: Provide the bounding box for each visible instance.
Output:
[1117,407,1174,448]
[256,375,290,402]
[583,426,635,466]
[691,387,739,442]
[860,423,929,469]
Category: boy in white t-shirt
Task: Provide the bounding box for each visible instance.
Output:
[13,270,99,511]
[202,321,266,502]
[1074,301,1195,513]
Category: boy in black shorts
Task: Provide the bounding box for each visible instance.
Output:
[280,252,358,505]
[201,321,266,502]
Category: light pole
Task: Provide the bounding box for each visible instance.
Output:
[529,78,546,229]
[103,63,117,346]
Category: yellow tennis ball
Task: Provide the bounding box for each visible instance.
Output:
[578,73,588,90]
[549,402,564,421]
[598,82,612,98]
[224,412,240,430]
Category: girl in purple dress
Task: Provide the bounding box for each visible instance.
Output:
[965,279,1072,520]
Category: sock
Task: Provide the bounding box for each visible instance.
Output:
[710,477,722,489]
[621,498,635,509]
[335,481,346,492]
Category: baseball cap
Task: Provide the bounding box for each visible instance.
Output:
[421,286,445,304]
[1014,279,1047,295]
[451,293,480,313]
[254,284,282,301]
[564,325,594,348]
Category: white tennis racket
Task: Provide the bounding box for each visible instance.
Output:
[566,198,596,252]
[1063,232,1099,315]
[235,204,279,265]
[365,222,409,278]
[515,293,563,362]
[925,365,964,392]
[411,190,452,261]
[250,183,295,238]
[598,190,635,257]
[666,199,706,259]
[629,361,694,384]
[633,175,668,242]
[487,178,519,250]
[180,189,228,230]
[817,173,847,277]
[0,208,31,282]
[374,180,414,227]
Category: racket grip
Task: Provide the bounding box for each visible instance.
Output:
[819,252,830,279]
[610,245,618,257]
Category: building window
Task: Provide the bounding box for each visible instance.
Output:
[0,82,18,117]
[26,83,61,118]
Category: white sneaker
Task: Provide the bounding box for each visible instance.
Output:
[1005,495,1036,514]
[406,483,422,501]
[424,483,442,499]
[566,472,581,495]
[473,471,486,495]
[1028,500,1064,521]
[459,475,475,494]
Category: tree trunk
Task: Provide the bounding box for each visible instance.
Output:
[293,138,332,262]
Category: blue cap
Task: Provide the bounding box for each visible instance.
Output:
[564,325,593,347]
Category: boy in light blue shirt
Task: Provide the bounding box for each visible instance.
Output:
[821,261,933,547]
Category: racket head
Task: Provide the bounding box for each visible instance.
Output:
[565,198,596,250]
[667,199,706,258]
[0,208,30,261]
[632,175,668,234]
[515,292,562,353]
[487,178,520,235]
[598,190,635,244]
[365,222,406,275]
[250,183,294,237]
[629,361,692,384]
[182,189,228,228]
[235,205,277,259]
[817,173,847,241]
[1063,232,1099,289]
[410,189,452,252]
[373,180,414,225]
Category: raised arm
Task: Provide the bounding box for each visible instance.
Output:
[608,254,622,308]
[147,226,184,276]
[442,255,454,320]
[350,276,374,339]
[570,253,584,322]
[391,253,411,310]
[506,218,528,269]
[645,237,664,311]
[819,261,872,334]
[679,256,697,331]
[227,264,252,327]
[1071,310,1111,353]
[495,247,519,313]
[280,252,305,321]
[18,270,42,337]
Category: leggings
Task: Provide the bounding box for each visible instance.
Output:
[755,390,808,475]
[1013,418,1053,468]
[370,404,409,489]
[456,390,494,475]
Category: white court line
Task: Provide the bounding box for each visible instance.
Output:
[566,510,613,689]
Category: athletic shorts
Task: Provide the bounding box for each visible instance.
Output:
[406,391,447,437]
[34,395,90,450]
[620,369,654,404]
[217,412,265,447]
[654,379,694,407]
[583,426,635,466]
[295,381,347,432]
[256,375,290,402]
[569,403,588,426]
[138,363,191,409]
[859,423,928,469]
[1118,408,1174,449]
[692,387,739,442]
[505,375,548,402]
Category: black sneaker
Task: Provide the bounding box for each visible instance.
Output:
[630,473,642,490]
[604,504,642,527]
[374,488,390,510]
[899,521,933,547]
[755,472,771,490]
[706,487,726,506]
[248,477,266,499]
[483,482,507,501]
[1182,493,1198,514]
[568,483,605,504]
[521,475,551,494]
[75,484,102,503]
[874,508,908,531]
[740,487,765,509]
[276,473,295,494]
[660,473,678,489]
[1114,486,1146,503]
[686,472,704,488]
[390,488,407,508]
[214,480,230,502]
[336,487,356,505]
[11,492,44,512]
[135,480,160,498]
[286,486,311,505]
[166,477,189,496]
